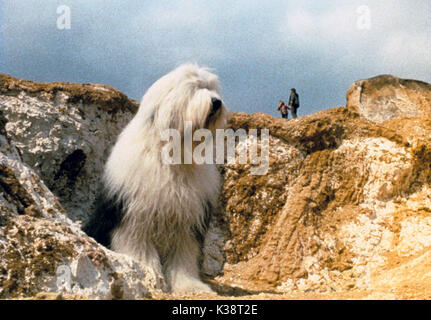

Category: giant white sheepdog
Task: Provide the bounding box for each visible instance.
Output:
[84,63,230,293]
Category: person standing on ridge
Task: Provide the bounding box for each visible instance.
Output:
[277,100,290,119]
[288,88,299,119]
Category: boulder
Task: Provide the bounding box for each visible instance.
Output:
[0,110,157,299]
[0,74,138,223]
[346,74,431,123]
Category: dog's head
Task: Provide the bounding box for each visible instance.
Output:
[137,63,230,136]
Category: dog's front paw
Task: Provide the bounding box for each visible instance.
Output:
[171,277,214,294]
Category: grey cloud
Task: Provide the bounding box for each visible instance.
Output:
[1,0,430,117]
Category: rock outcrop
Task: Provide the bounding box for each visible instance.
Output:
[0,75,157,299]
[1,73,431,299]
[218,75,431,298]
[346,74,431,123]
[0,74,138,223]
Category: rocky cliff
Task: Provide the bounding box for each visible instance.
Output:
[0,73,430,299]
[217,75,431,299]
[346,74,431,123]
[0,75,156,299]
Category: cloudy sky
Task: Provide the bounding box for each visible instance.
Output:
[1,1,430,117]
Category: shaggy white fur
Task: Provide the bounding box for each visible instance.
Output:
[103,63,229,293]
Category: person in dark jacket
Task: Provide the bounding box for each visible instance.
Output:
[288,88,299,119]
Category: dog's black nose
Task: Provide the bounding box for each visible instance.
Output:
[211,98,222,113]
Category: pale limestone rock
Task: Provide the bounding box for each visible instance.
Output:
[0,89,134,223]
[0,124,157,299]
[346,74,431,123]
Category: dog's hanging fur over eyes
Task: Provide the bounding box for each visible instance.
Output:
[84,63,230,293]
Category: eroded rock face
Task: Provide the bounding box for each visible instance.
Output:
[346,74,431,123]
[0,120,156,299]
[0,75,159,299]
[0,74,138,223]
[220,101,431,296]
